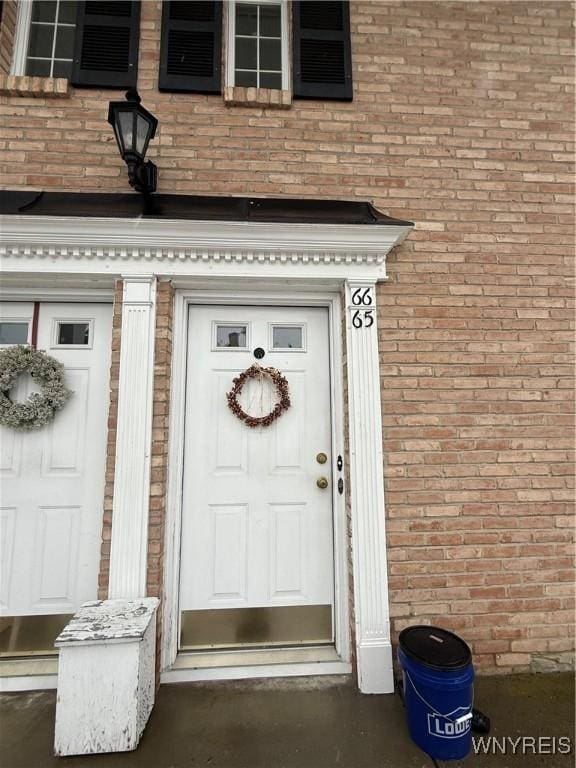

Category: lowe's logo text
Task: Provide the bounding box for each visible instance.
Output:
[427,711,472,740]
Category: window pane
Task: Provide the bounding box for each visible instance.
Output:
[0,322,29,345]
[216,325,247,348]
[57,322,90,345]
[32,1,57,22]
[53,59,73,78]
[260,4,281,37]
[259,72,281,89]
[26,58,51,76]
[55,25,75,58]
[58,1,78,24]
[236,3,257,36]
[235,37,257,70]
[260,38,281,71]
[235,70,257,87]
[272,327,303,349]
[28,24,55,58]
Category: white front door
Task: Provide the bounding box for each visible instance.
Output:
[180,305,334,649]
[0,302,112,650]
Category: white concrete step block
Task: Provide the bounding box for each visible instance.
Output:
[54,598,159,756]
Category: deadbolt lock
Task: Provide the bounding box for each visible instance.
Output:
[316,477,329,489]
[316,452,328,464]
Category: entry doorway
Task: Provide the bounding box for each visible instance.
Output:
[179,305,336,652]
[0,301,112,657]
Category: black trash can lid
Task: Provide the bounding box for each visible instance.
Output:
[399,625,472,671]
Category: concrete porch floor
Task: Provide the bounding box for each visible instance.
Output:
[0,673,573,768]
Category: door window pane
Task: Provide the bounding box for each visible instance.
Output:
[272,326,303,350]
[0,322,29,345]
[57,322,90,345]
[216,325,247,348]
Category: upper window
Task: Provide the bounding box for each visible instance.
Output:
[228,1,287,91]
[12,0,140,89]
[159,0,353,101]
[25,0,77,78]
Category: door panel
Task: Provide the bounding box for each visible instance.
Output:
[0,302,112,623]
[180,305,334,649]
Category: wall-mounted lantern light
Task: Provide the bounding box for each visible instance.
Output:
[107,89,158,195]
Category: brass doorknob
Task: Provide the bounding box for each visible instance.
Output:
[316,477,329,489]
[316,452,328,464]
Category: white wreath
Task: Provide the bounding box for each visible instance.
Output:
[0,345,72,431]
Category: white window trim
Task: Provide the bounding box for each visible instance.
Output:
[50,317,94,349]
[212,320,251,351]
[268,322,306,352]
[226,0,289,91]
[11,0,33,75]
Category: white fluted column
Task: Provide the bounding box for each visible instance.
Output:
[108,275,157,598]
[345,279,394,693]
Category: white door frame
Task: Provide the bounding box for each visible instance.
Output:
[162,288,351,682]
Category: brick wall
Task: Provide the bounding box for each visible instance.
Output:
[0,0,16,75]
[1,1,573,673]
[148,280,174,682]
[98,280,123,598]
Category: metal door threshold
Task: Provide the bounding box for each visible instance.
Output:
[163,646,351,684]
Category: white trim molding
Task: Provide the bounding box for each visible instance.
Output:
[0,216,411,280]
[345,280,394,694]
[108,276,157,598]
[10,0,32,76]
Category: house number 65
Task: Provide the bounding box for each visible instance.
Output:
[352,309,374,329]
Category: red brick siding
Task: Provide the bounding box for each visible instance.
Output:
[98,280,123,598]
[0,0,16,75]
[148,280,174,681]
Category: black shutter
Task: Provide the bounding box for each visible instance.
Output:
[71,1,140,88]
[293,1,353,101]
[159,1,222,94]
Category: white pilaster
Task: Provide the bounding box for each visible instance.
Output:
[345,279,394,694]
[108,276,157,598]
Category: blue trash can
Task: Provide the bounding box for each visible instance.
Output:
[398,625,475,761]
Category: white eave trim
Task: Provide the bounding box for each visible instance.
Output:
[0,215,412,272]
